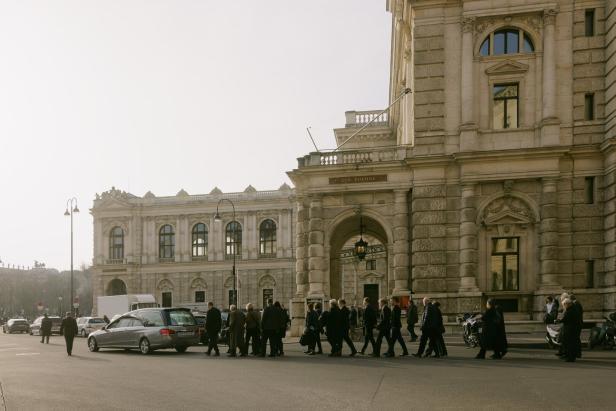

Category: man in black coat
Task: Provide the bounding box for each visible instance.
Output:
[60,312,78,356]
[314,302,324,354]
[413,297,436,358]
[557,298,580,362]
[40,313,52,344]
[406,299,419,342]
[374,298,392,357]
[360,297,377,355]
[476,299,504,359]
[338,299,357,356]
[260,299,280,357]
[570,294,584,358]
[326,299,344,356]
[205,302,222,356]
[386,297,409,357]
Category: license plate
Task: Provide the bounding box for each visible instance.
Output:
[179,331,193,336]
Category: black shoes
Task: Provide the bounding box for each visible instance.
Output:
[411,353,422,358]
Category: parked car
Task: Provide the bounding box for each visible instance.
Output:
[29,316,62,336]
[77,317,107,337]
[192,313,207,345]
[87,308,199,355]
[3,318,30,334]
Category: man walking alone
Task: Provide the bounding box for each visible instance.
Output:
[60,312,77,356]
[205,302,222,356]
[40,313,52,344]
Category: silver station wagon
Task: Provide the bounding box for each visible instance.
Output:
[87,308,199,355]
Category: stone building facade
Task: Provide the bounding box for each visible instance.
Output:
[288,0,616,332]
[90,185,296,314]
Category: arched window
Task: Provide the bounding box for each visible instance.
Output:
[109,226,124,260]
[159,224,175,259]
[225,221,242,259]
[192,223,208,258]
[479,28,534,56]
[259,219,277,256]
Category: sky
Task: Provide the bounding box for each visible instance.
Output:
[0,0,392,271]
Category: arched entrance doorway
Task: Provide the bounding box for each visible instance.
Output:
[328,214,390,305]
[106,278,127,296]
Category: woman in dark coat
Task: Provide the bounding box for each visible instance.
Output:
[476,299,505,359]
[557,298,579,362]
[304,303,319,355]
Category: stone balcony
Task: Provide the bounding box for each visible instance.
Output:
[297,146,406,168]
[334,109,396,150]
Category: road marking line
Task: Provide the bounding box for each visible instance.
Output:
[16,353,40,356]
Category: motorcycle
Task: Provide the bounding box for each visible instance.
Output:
[456,312,482,348]
[588,313,615,350]
[545,322,562,348]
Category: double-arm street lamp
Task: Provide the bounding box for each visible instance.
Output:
[64,198,79,316]
[213,199,237,307]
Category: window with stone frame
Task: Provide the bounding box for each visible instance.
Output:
[191,223,208,258]
[159,224,175,259]
[493,83,519,129]
[491,237,519,291]
[195,290,206,303]
[366,259,377,271]
[225,221,242,259]
[259,219,277,257]
[479,28,534,56]
[109,226,124,260]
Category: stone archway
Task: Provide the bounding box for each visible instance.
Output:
[106,278,127,296]
[327,214,391,301]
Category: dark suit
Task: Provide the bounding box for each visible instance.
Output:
[361,304,377,354]
[326,306,344,355]
[406,302,418,340]
[305,309,320,352]
[387,305,408,355]
[41,316,52,344]
[315,308,323,353]
[572,300,584,358]
[559,306,581,362]
[416,303,437,356]
[375,305,392,356]
[205,307,222,355]
[260,305,282,356]
[340,306,357,354]
[60,317,78,356]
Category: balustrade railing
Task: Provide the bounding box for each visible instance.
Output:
[345,110,389,127]
[298,147,401,168]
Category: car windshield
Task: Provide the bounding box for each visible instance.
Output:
[167,310,196,326]
[13,320,28,324]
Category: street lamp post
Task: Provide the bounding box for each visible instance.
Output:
[214,199,237,307]
[64,198,79,316]
[58,296,63,316]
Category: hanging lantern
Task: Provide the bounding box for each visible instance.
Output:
[354,214,368,261]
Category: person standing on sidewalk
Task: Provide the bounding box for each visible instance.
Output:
[304,303,319,355]
[406,298,418,342]
[314,302,324,354]
[245,303,261,356]
[386,297,409,357]
[59,312,77,356]
[205,302,222,356]
[338,299,357,356]
[227,305,246,357]
[40,313,52,344]
[260,299,279,357]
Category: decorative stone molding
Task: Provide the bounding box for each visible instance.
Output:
[97,186,135,201]
[143,191,156,199]
[210,187,223,195]
[176,189,189,197]
[102,218,130,236]
[224,276,241,288]
[542,9,557,26]
[485,60,529,76]
[461,16,476,33]
[258,274,276,288]
[479,196,537,226]
[190,277,207,289]
[157,278,174,291]
[244,185,257,193]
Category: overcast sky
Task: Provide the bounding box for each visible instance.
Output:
[0,0,391,271]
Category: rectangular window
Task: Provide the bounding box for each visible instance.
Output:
[195,291,205,303]
[493,84,519,129]
[162,292,172,308]
[366,260,376,270]
[584,93,595,120]
[585,177,595,204]
[262,288,273,308]
[491,237,519,291]
[585,9,595,37]
[586,259,595,288]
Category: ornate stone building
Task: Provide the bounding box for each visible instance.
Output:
[287,0,616,333]
[90,185,296,313]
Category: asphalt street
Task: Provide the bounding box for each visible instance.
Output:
[0,332,615,411]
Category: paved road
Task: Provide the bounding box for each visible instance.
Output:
[0,332,614,411]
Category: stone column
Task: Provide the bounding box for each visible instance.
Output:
[540,178,559,287]
[307,196,325,296]
[295,200,308,297]
[460,17,475,125]
[542,9,557,121]
[459,184,480,292]
[393,189,410,294]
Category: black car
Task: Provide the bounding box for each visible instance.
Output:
[3,318,30,334]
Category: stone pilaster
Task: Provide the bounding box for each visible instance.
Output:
[307,196,325,296]
[541,9,560,146]
[459,184,480,292]
[295,199,308,297]
[540,178,560,288]
[460,16,478,151]
[393,189,410,294]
